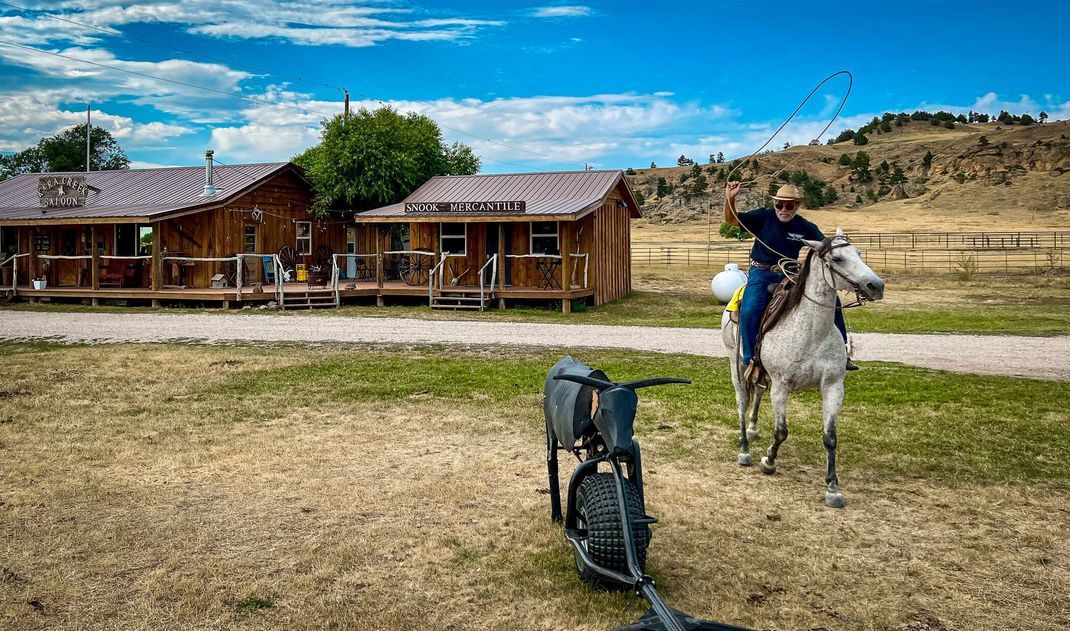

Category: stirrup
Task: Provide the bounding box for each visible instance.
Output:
[846,358,860,371]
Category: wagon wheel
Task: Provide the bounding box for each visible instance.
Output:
[277,246,297,279]
[398,253,430,286]
[224,256,250,287]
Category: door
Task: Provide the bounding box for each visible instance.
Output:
[346,226,357,279]
[483,223,498,286]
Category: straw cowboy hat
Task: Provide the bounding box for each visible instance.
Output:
[772,184,805,201]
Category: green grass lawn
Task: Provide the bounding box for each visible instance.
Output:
[2,342,1067,630]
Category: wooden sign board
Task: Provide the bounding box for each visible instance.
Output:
[38,175,88,208]
[404,201,526,214]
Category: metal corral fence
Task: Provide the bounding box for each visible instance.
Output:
[842,231,1069,250]
[631,246,1069,274]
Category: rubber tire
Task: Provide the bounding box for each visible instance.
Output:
[574,473,650,589]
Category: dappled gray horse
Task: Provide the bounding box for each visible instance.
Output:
[721,230,885,507]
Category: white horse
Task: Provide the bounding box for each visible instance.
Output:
[721,230,885,508]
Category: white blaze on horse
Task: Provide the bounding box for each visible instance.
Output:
[721,229,885,508]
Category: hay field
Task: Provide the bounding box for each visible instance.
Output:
[1,343,1068,630]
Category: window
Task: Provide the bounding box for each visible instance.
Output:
[440,223,466,256]
[243,225,257,254]
[296,221,312,255]
[115,223,152,256]
[138,226,153,256]
[530,221,559,255]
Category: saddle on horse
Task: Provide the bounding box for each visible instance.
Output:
[725,277,796,386]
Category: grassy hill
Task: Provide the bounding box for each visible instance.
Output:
[626,118,1070,241]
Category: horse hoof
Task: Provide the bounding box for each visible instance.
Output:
[737,453,753,466]
[825,492,846,509]
[746,429,761,442]
[759,457,776,475]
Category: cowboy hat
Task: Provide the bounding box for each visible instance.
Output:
[772,184,804,201]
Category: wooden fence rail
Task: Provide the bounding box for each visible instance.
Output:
[631,246,1070,274]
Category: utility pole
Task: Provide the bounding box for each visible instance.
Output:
[86,104,91,172]
[343,89,350,120]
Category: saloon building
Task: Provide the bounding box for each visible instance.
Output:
[0,152,347,308]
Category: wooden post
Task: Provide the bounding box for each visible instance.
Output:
[374,224,384,306]
[560,222,572,314]
[151,222,162,291]
[90,226,99,305]
[497,223,506,310]
[29,227,38,283]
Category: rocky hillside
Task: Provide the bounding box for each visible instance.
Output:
[626,118,1070,229]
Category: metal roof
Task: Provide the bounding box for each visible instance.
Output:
[356,170,641,220]
[0,162,297,222]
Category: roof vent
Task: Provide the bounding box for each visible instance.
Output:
[202,150,216,196]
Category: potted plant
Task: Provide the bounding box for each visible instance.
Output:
[32,275,47,290]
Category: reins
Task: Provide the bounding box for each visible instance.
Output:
[795,237,869,311]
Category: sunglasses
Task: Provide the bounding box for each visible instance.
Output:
[774,201,797,211]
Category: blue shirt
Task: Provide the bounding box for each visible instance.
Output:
[735,207,825,265]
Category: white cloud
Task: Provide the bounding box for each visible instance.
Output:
[3,1,504,49]
[531,6,593,18]
[0,93,194,152]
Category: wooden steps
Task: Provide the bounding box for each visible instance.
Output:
[280,288,337,310]
[431,288,489,311]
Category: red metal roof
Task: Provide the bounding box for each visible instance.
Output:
[356,170,641,220]
[0,162,299,222]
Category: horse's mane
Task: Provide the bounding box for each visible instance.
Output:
[782,248,817,315]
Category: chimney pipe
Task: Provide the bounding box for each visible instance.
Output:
[202,150,216,196]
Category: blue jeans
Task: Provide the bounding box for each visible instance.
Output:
[739,265,847,365]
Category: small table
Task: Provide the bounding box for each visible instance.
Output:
[536,258,561,290]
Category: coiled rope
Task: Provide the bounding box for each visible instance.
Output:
[723,69,854,265]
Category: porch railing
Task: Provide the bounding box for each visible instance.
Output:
[569,253,589,289]
[330,253,378,305]
[478,253,498,308]
[428,251,449,306]
[1,252,29,295]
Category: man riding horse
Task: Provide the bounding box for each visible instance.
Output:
[723,181,858,376]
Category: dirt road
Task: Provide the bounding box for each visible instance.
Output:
[1,311,1066,380]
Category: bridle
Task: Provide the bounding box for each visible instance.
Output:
[800,236,869,310]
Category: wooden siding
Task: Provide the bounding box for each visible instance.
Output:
[591,181,633,305]
[13,171,344,289]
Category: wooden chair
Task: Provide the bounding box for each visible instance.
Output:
[262,256,275,284]
[99,259,127,288]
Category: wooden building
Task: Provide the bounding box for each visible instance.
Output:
[0,153,347,307]
[353,170,640,312]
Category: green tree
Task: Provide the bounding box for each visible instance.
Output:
[1039,111,1048,124]
[823,185,838,204]
[0,123,129,180]
[677,154,692,166]
[838,152,852,166]
[922,150,934,170]
[625,167,636,175]
[633,189,645,206]
[719,222,752,240]
[650,161,657,169]
[850,151,872,182]
[656,177,671,197]
[853,133,869,146]
[294,107,480,214]
[1019,114,1036,126]
[716,152,725,163]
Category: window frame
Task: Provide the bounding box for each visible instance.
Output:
[529,221,560,255]
[439,222,467,257]
[243,224,258,254]
[296,221,312,256]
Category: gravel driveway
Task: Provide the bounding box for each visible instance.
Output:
[2,311,1066,381]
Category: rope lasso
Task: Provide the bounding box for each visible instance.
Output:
[723,70,854,265]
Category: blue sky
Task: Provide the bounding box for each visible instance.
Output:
[1,1,1067,173]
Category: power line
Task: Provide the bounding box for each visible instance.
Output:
[0,0,344,92]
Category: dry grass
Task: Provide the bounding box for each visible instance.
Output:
[1,343,1068,630]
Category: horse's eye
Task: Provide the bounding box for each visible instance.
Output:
[832,256,843,263]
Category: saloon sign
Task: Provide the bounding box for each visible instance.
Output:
[39,175,89,208]
[404,200,526,213]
